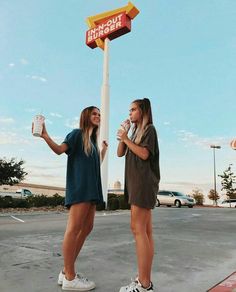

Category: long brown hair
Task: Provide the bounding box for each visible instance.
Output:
[131,98,153,144]
[79,106,99,156]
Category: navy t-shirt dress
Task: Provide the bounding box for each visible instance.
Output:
[63,129,104,208]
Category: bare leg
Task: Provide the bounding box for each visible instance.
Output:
[73,205,96,266]
[130,205,153,288]
[63,203,93,280]
[146,212,154,277]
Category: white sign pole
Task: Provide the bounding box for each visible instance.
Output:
[100,37,110,207]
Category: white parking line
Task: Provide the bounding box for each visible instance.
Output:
[10,215,25,223]
[96,211,129,217]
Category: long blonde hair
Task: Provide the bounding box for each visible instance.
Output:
[79,106,99,156]
[131,98,153,144]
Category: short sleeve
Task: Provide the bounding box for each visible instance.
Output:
[139,125,157,156]
[63,129,81,156]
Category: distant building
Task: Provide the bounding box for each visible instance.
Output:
[108,180,124,196]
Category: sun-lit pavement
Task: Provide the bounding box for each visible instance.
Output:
[0,207,236,292]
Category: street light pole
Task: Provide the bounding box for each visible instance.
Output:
[210,145,221,205]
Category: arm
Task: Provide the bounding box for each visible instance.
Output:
[101,140,108,162]
[117,141,127,157]
[40,124,68,155]
[117,130,150,160]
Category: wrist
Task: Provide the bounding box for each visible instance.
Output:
[43,134,50,141]
[123,137,129,144]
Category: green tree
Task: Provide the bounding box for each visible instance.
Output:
[191,188,204,205]
[218,164,236,199]
[0,158,27,185]
[208,189,220,205]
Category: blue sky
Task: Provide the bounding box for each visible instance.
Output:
[0,0,235,201]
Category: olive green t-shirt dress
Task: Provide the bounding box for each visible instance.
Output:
[63,129,103,208]
[124,124,160,209]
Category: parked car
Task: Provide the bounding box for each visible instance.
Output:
[218,199,236,208]
[156,190,196,208]
[0,188,33,199]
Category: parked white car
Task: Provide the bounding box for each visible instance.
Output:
[156,190,196,208]
[0,188,33,199]
[218,199,236,208]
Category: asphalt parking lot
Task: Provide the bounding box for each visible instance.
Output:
[0,207,236,292]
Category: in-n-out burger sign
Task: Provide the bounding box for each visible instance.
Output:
[86,12,131,49]
[86,2,139,50]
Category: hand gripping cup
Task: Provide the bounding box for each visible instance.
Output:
[117,119,130,141]
[32,115,45,137]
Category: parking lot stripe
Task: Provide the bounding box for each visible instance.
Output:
[10,215,25,223]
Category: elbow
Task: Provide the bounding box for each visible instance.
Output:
[141,150,150,160]
[142,154,149,160]
[117,151,124,157]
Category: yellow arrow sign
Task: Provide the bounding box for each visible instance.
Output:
[86,2,139,50]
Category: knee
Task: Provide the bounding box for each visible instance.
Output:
[130,222,140,236]
[83,222,94,237]
[147,228,153,239]
[66,224,82,237]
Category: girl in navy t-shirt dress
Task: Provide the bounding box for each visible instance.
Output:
[40,106,108,291]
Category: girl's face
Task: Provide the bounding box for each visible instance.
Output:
[129,103,141,123]
[90,108,100,127]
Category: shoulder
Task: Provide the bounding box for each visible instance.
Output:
[68,128,82,138]
[140,124,158,144]
[71,128,82,135]
[64,128,82,143]
[144,124,157,136]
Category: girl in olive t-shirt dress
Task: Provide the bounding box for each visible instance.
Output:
[117,98,160,292]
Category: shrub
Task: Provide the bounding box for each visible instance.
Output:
[0,196,14,208]
[96,201,106,211]
[12,198,30,208]
[107,197,119,210]
[48,194,65,207]
[0,193,65,208]
[30,195,50,207]
[108,193,118,200]
[117,195,130,210]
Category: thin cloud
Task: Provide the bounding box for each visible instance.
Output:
[8,63,15,67]
[65,117,80,129]
[19,58,29,65]
[25,108,36,113]
[46,119,53,124]
[163,121,171,126]
[50,112,63,118]
[177,129,231,149]
[0,132,31,145]
[0,117,14,124]
[26,75,47,83]
[28,164,65,171]
[27,173,62,179]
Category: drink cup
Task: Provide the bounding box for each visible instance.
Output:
[117,119,130,141]
[32,115,45,137]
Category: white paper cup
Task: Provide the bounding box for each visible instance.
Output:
[117,120,130,141]
[32,115,45,137]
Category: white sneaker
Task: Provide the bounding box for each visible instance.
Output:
[58,271,95,287]
[61,273,95,291]
[119,279,154,292]
[58,270,65,285]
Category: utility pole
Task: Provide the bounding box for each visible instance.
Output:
[210,145,221,205]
